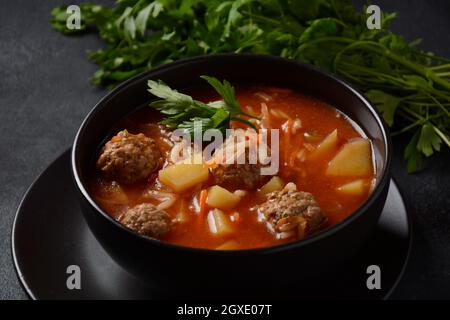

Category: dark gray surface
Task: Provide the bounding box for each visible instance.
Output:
[0,0,449,300]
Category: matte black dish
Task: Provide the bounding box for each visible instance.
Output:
[72,54,392,289]
[12,150,409,299]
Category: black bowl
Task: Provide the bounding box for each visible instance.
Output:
[72,54,392,293]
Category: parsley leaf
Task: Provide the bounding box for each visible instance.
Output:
[404,130,423,173]
[148,76,256,136]
[417,124,442,157]
[366,90,402,126]
[200,76,242,115]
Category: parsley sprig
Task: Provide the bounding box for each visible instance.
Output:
[50,0,450,172]
[148,76,257,136]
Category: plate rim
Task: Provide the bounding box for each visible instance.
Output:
[381,180,413,300]
[11,148,73,300]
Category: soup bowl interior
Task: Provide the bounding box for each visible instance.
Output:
[72,54,391,292]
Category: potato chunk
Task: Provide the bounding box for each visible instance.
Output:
[159,163,209,192]
[207,209,233,236]
[310,129,338,160]
[326,138,372,176]
[259,176,284,195]
[337,179,366,196]
[207,185,241,210]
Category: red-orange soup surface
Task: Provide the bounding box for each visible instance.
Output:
[90,85,376,250]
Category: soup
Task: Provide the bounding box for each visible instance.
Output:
[90,83,375,250]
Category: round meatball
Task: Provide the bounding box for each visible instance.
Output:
[97,130,161,183]
[211,163,266,190]
[209,132,271,190]
[120,203,171,238]
[258,184,326,239]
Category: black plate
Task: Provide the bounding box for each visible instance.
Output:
[12,149,411,300]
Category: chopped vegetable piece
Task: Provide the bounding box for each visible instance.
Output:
[259,176,284,195]
[326,139,372,177]
[309,129,338,160]
[206,185,241,210]
[207,209,233,236]
[337,179,366,196]
[159,163,209,192]
[198,189,208,217]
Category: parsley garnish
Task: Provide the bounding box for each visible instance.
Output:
[148,76,257,136]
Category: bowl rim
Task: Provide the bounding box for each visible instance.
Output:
[72,53,392,256]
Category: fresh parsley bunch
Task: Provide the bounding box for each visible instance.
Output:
[51,0,450,172]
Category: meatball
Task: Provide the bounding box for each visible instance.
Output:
[210,132,271,190]
[97,130,161,183]
[120,203,171,238]
[257,184,326,239]
[211,162,267,190]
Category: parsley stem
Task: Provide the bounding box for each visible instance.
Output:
[433,126,450,148]
[332,40,450,91]
[382,49,450,91]
[407,101,450,107]
[402,106,426,121]
[396,108,450,148]
[415,50,450,63]
[241,11,281,27]
[231,117,257,129]
[428,64,450,71]
[423,91,450,119]
[239,111,260,120]
[297,37,353,55]
[391,118,425,136]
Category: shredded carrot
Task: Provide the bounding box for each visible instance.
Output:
[198,189,208,218]
[111,135,121,142]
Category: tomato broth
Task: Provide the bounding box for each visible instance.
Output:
[90,85,376,250]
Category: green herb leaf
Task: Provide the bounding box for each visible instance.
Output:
[135,1,164,36]
[148,80,194,109]
[404,130,423,173]
[200,75,242,115]
[366,90,402,126]
[417,123,442,157]
[148,76,255,136]
[299,18,339,44]
[178,108,230,136]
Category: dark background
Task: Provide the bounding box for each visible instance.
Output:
[0,0,449,299]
